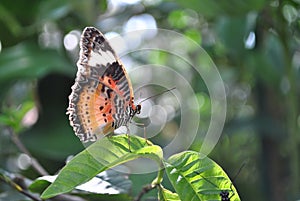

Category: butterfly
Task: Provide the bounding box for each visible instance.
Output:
[67,27,141,142]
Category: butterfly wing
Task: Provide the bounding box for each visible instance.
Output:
[67,27,135,142]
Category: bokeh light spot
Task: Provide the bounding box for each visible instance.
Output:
[245,31,256,49]
[64,30,80,51]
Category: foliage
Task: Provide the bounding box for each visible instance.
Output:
[29,136,240,201]
[39,135,162,199]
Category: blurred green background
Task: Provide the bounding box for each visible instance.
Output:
[0,0,299,200]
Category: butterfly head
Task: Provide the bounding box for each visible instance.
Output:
[130,104,141,118]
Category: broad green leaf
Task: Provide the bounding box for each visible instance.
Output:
[158,185,180,201]
[30,167,132,194]
[41,135,163,199]
[164,151,240,201]
[29,176,133,201]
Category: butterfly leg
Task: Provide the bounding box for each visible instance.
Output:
[133,122,151,145]
[143,126,152,145]
[125,126,132,152]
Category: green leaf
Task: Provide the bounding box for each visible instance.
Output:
[41,135,163,199]
[158,185,180,201]
[164,151,241,201]
[176,0,266,17]
[184,29,202,45]
[37,0,71,22]
[0,4,22,36]
[0,42,73,87]
[74,193,132,201]
[28,179,50,194]
[0,100,35,133]
[30,167,132,194]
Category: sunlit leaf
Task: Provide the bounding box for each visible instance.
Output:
[41,135,163,199]
[30,167,132,195]
[158,185,180,201]
[164,151,240,201]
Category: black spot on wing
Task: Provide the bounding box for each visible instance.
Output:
[106,88,113,99]
[105,62,125,82]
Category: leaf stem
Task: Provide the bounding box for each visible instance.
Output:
[154,162,165,184]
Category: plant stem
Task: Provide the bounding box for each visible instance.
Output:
[134,183,157,201]
[0,174,42,201]
[134,162,165,201]
[277,0,299,195]
[155,162,165,184]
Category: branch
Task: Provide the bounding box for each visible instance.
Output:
[134,183,157,201]
[0,174,42,201]
[9,128,48,176]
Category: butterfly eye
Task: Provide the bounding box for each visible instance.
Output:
[136,104,141,114]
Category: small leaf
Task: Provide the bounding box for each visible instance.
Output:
[158,185,180,201]
[41,135,163,199]
[0,101,35,133]
[164,151,241,201]
[28,179,51,194]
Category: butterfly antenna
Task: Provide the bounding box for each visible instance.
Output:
[199,162,246,189]
[138,87,176,104]
[232,162,246,182]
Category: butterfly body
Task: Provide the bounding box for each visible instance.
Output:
[220,190,230,201]
[67,27,140,142]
